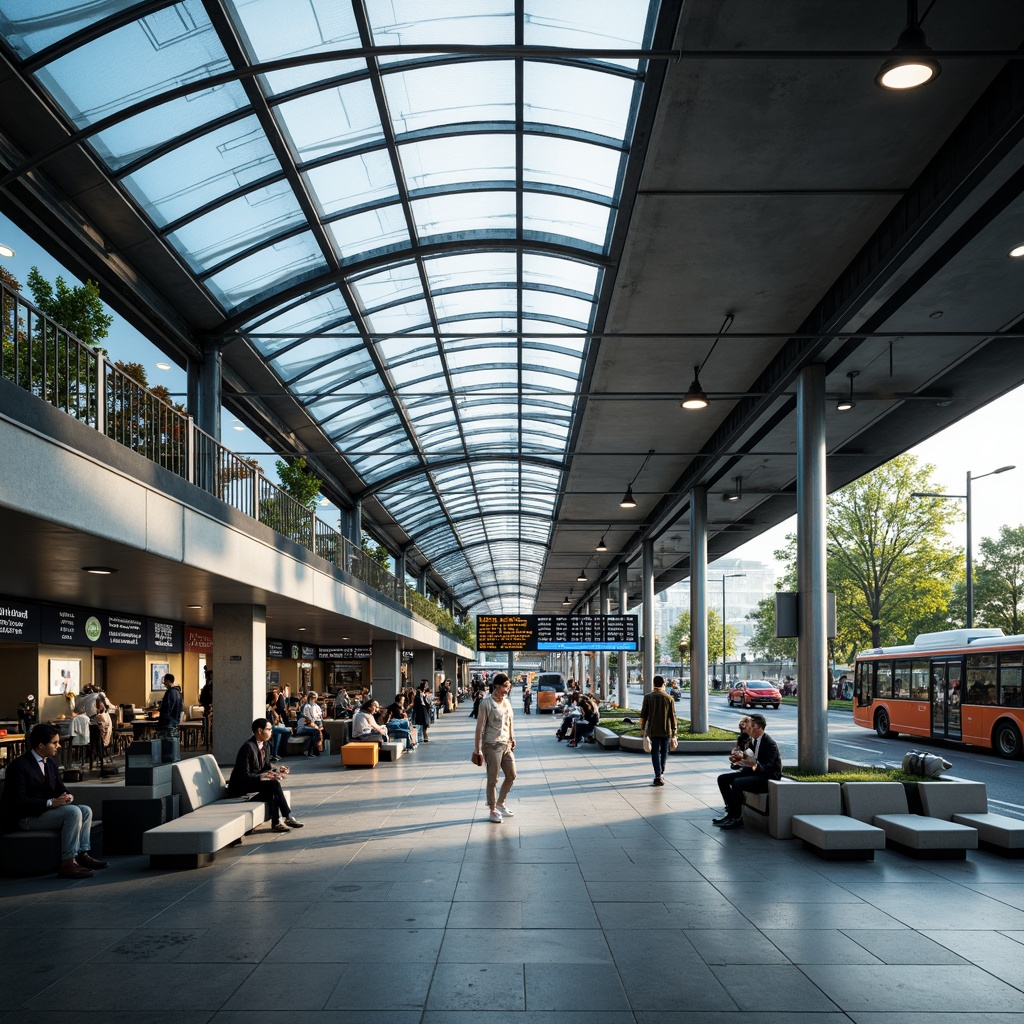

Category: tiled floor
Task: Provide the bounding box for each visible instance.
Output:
[2,708,1024,1023]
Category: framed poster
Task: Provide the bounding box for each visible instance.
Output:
[151,662,170,691]
[48,659,81,696]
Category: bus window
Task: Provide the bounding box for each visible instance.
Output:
[999,653,1022,707]
[875,661,893,699]
[967,652,997,707]
[855,661,873,705]
[894,659,912,699]
[911,659,930,700]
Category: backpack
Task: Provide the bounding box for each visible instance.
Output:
[901,750,952,777]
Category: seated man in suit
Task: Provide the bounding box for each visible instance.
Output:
[227,718,303,832]
[714,714,782,830]
[0,723,107,877]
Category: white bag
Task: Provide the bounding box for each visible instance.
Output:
[642,734,651,753]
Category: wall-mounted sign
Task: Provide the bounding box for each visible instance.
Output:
[185,627,213,652]
[0,596,40,641]
[35,600,183,651]
[476,614,639,652]
[267,639,285,659]
[318,645,372,660]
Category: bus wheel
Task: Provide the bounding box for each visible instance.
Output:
[874,709,896,739]
[993,720,1023,760]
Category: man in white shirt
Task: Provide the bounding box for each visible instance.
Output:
[472,673,517,823]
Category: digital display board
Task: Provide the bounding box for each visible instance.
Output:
[476,615,639,652]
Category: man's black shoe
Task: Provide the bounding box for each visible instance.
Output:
[712,814,732,825]
[719,818,744,830]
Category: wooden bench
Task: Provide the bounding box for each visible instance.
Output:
[142,754,290,869]
[918,781,1024,857]
[842,781,978,859]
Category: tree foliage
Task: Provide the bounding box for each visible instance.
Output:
[666,608,738,670]
[974,525,1024,634]
[274,456,321,508]
[25,267,112,347]
[745,596,798,661]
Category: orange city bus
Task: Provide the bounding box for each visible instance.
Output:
[853,628,1024,759]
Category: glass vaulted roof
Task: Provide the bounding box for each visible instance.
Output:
[0,0,661,616]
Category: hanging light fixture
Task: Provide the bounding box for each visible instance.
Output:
[724,475,742,502]
[563,594,571,605]
[680,364,710,410]
[596,533,608,552]
[875,0,941,90]
[620,449,654,508]
[577,567,589,583]
[837,370,859,412]
[0,244,15,258]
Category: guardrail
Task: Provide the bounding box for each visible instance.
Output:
[1,278,404,606]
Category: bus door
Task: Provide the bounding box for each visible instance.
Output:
[930,659,962,741]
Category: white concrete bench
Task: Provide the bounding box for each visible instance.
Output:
[791,814,887,860]
[842,781,977,859]
[142,754,290,869]
[918,781,1024,857]
[594,726,620,749]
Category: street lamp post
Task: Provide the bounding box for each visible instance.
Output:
[713,574,745,687]
[912,465,1015,628]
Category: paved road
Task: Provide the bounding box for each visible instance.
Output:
[614,683,1024,818]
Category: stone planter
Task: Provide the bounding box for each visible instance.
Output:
[617,734,734,754]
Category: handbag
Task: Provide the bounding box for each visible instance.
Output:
[642,734,651,753]
[670,735,678,751]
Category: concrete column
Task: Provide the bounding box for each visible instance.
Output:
[642,539,655,695]
[372,639,402,703]
[599,580,610,700]
[617,563,629,708]
[797,363,829,773]
[198,337,222,442]
[211,604,266,766]
[418,571,428,596]
[441,652,456,685]
[689,486,709,732]
[411,650,435,692]
[352,498,362,548]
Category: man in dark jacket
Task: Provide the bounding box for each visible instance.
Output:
[227,718,303,832]
[0,723,107,877]
[157,673,183,736]
[714,713,783,829]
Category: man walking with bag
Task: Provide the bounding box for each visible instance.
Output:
[472,673,517,823]
[640,674,677,786]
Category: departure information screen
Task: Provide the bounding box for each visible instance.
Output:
[476,614,639,652]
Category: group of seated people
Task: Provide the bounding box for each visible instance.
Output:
[554,692,600,746]
[266,687,325,758]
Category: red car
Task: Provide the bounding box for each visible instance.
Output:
[728,680,781,710]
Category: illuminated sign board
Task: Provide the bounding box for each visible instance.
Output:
[476,615,639,652]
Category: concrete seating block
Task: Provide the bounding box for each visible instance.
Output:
[171,754,229,813]
[619,734,645,751]
[342,742,378,768]
[142,813,249,868]
[842,781,977,858]
[743,779,843,839]
[323,719,352,750]
[378,741,403,762]
[791,814,886,859]
[594,726,619,749]
[918,781,1024,856]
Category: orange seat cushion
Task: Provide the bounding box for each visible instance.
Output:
[342,742,378,768]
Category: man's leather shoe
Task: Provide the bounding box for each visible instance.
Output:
[712,815,732,825]
[719,818,744,830]
[58,860,93,878]
[77,853,108,869]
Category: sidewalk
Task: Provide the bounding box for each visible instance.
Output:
[1,706,1023,1022]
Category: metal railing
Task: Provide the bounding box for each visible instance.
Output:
[1,278,405,606]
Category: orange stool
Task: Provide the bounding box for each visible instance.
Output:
[342,742,378,768]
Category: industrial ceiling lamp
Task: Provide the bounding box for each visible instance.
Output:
[680,364,710,410]
[724,475,742,502]
[837,369,859,411]
[596,533,608,552]
[577,567,589,582]
[0,243,15,258]
[876,0,941,90]
[619,449,654,508]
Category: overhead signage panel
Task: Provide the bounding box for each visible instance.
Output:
[476,615,639,652]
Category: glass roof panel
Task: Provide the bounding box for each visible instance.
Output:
[383,61,514,134]
[91,83,251,171]
[121,117,280,228]
[327,204,411,260]
[364,298,432,336]
[523,0,653,70]
[524,135,623,198]
[350,263,424,312]
[522,192,612,249]
[521,290,595,326]
[30,1,228,128]
[523,254,600,294]
[0,0,140,58]
[524,63,638,140]
[204,231,327,309]
[246,291,352,356]
[366,0,513,61]
[276,80,384,161]
[166,182,306,274]
[305,149,399,216]
[411,191,516,241]
[400,134,515,192]
[271,339,367,383]
[425,252,517,292]
[434,287,517,321]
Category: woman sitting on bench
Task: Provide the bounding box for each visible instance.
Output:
[352,699,389,744]
[567,696,600,746]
